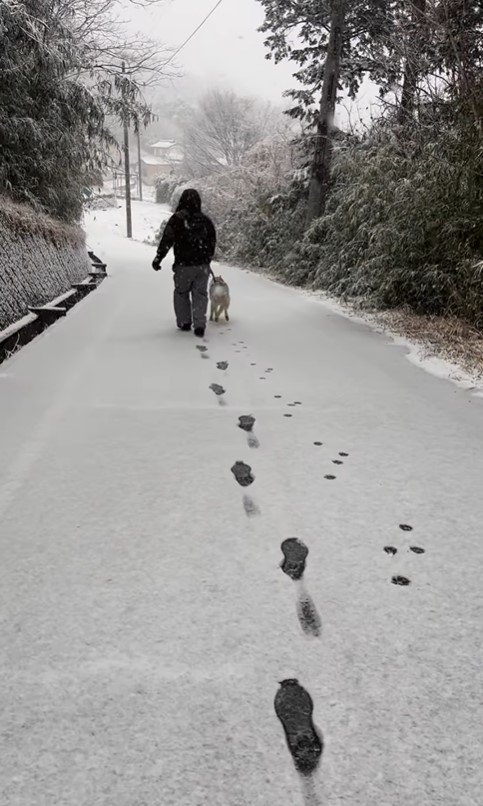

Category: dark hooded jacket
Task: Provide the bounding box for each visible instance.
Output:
[155,189,217,268]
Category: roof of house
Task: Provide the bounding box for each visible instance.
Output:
[141,156,168,166]
[151,140,176,150]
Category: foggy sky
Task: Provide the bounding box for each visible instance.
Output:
[129,0,379,125]
[132,0,295,101]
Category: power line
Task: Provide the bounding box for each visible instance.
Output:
[164,0,225,67]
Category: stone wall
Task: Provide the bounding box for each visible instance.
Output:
[0,198,91,330]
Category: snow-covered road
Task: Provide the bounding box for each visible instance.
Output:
[1,201,482,805]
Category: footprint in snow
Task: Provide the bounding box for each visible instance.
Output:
[281,538,308,581]
[196,345,208,352]
[297,596,322,638]
[231,461,255,487]
[324,475,336,480]
[384,546,398,555]
[238,415,255,432]
[281,539,321,638]
[238,416,259,448]
[243,495,260,518]
[399,524,413,532]
[210,383,225,396]
[332,459,343,465]
[217,361,229,370]
[410,546,425,554]
[274,680,323,777]
[313,442,323,447]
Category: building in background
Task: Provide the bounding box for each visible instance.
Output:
[136,140,184,185]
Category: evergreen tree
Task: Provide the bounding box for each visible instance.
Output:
[258,0,397,222]
[0,0,169,222]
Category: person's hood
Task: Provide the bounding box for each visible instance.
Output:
[176,189,202,215]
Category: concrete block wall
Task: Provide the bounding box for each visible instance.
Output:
[0,199,91,330]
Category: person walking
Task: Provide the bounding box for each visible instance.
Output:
[152,189,216,338]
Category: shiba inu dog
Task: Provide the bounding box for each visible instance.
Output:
[209,275,230,322]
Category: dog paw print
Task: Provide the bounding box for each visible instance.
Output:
[391,575,411,586]
[387,525,425,585]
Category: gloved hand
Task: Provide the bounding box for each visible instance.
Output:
[152,258,161,271]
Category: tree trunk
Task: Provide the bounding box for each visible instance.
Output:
[397,0,426,125]
[305,0,346,227]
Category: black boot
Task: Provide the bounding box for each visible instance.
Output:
[178,323,191,331]
[194,327,205,338]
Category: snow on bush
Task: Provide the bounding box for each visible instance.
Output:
[305,122,483,329]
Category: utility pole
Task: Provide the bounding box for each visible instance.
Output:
[122,61,133,238]
[137,125,143,201]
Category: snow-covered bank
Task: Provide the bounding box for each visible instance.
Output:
[306,290,483,396]
[228,261,483,397]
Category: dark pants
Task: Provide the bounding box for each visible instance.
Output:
[173,265,210,329]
